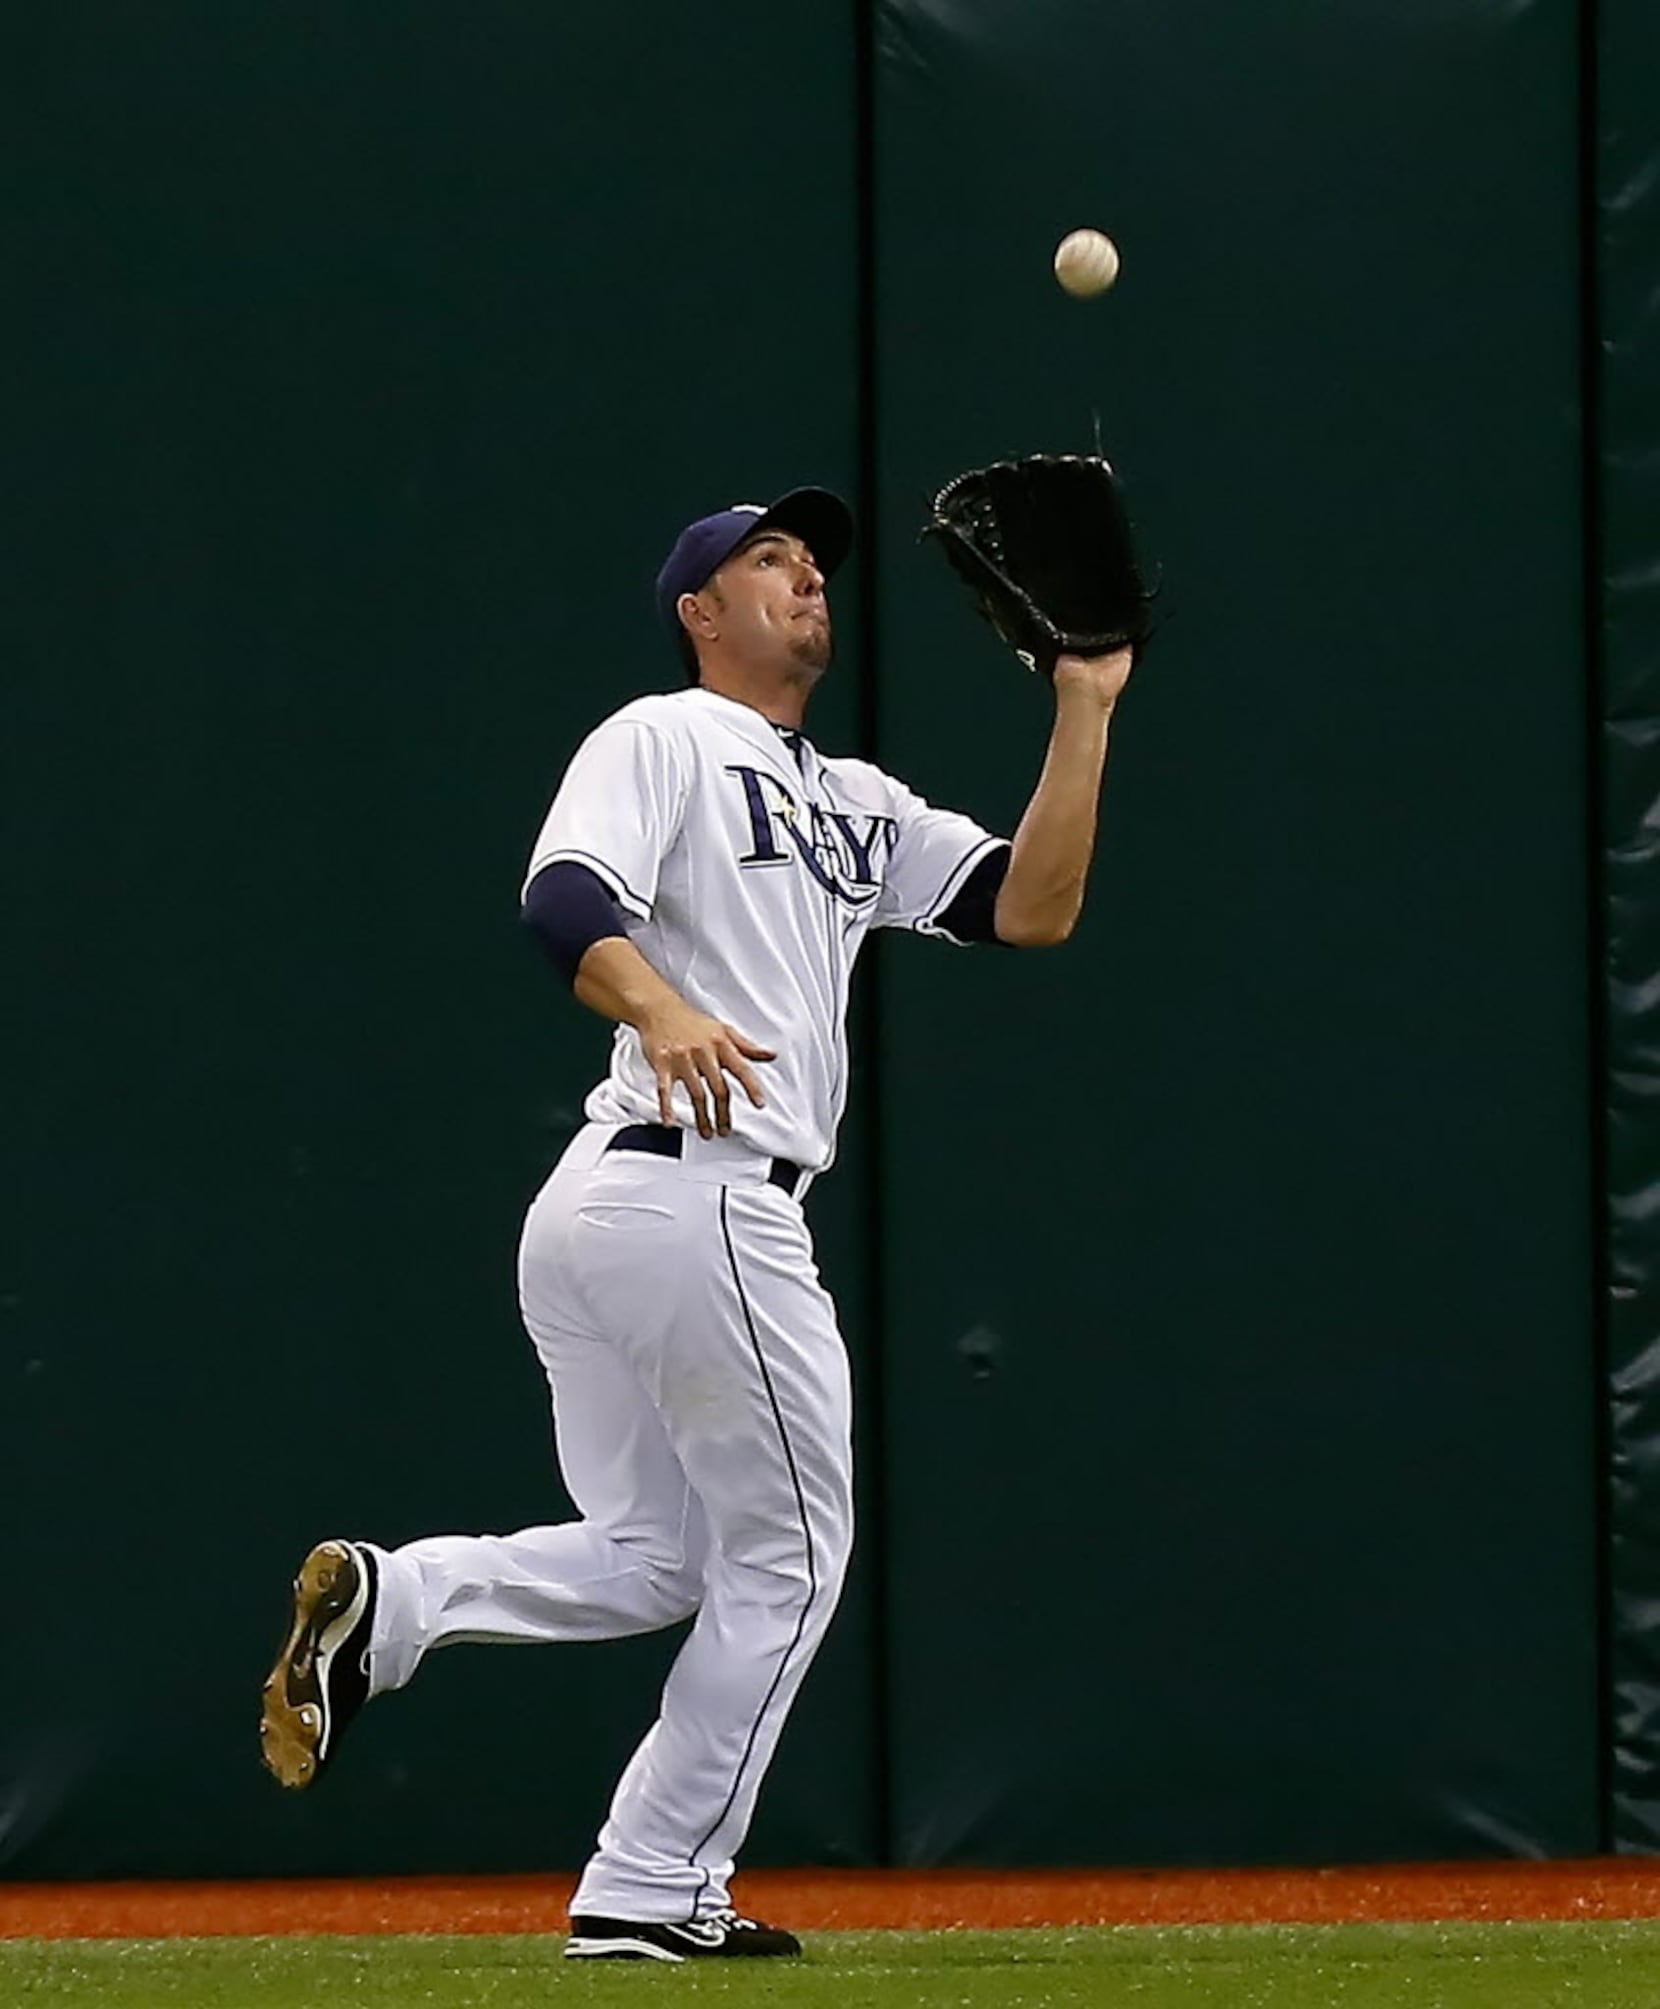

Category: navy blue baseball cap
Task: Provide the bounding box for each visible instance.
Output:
[655,487,854,637]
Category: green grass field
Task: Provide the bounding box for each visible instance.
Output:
[9,1925,1660,2009]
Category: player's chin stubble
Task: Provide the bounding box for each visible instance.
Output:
[789,625,832,675]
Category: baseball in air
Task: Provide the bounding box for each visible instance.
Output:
[1053,228,1120,298]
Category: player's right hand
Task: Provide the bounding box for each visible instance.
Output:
[639,1001,775,1139]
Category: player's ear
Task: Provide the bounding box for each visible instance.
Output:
[679,590,717,644]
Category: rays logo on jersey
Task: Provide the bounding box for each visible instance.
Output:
[726,765,898,908]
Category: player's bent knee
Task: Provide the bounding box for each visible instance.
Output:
[611,1530,706,1624]
[645,1561,705,1624]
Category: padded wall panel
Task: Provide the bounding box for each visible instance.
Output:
[4,2,872,1876]
[872,0,1597,1865]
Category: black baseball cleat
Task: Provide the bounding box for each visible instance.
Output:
[564,1909,802,1962]
[259,1539,376,1789]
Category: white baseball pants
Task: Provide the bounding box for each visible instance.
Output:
[363,1122,854,1921]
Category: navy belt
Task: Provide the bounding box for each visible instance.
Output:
[606,1123,806,1198]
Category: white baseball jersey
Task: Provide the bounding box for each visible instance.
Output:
[523,687,1004,1171]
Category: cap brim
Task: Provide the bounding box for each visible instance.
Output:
[742,488,854,579]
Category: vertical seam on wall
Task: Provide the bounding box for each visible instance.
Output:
[1579,0,1614,1857]
[852,0,894,1871]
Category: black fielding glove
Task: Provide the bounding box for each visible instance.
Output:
[924,453,1153,678]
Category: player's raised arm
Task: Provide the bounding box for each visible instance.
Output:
[992,646,1134,948]
[919,453,1149,948]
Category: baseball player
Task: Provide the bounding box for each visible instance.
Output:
[260,486,1133,1961]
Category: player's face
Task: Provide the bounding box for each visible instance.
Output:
[707,530,832,677]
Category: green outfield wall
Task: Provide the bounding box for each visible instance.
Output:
[1602,0,1660,1851]
[871,0,1594,1866]
[4,3,873,1880]
[2,0,1634,1877]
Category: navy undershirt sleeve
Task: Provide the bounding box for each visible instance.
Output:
[933,843,1013,947]
[522,860,631,985]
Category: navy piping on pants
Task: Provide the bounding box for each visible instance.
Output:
[686,1186,820,1917]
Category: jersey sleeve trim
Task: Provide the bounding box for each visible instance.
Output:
[927,841,1013,947]
[520,847,653,921]
[912,835,1009,941]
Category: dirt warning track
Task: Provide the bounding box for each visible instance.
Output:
[6,1861,1660,1939]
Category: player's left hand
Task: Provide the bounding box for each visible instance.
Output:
[1053,646,1135,711]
